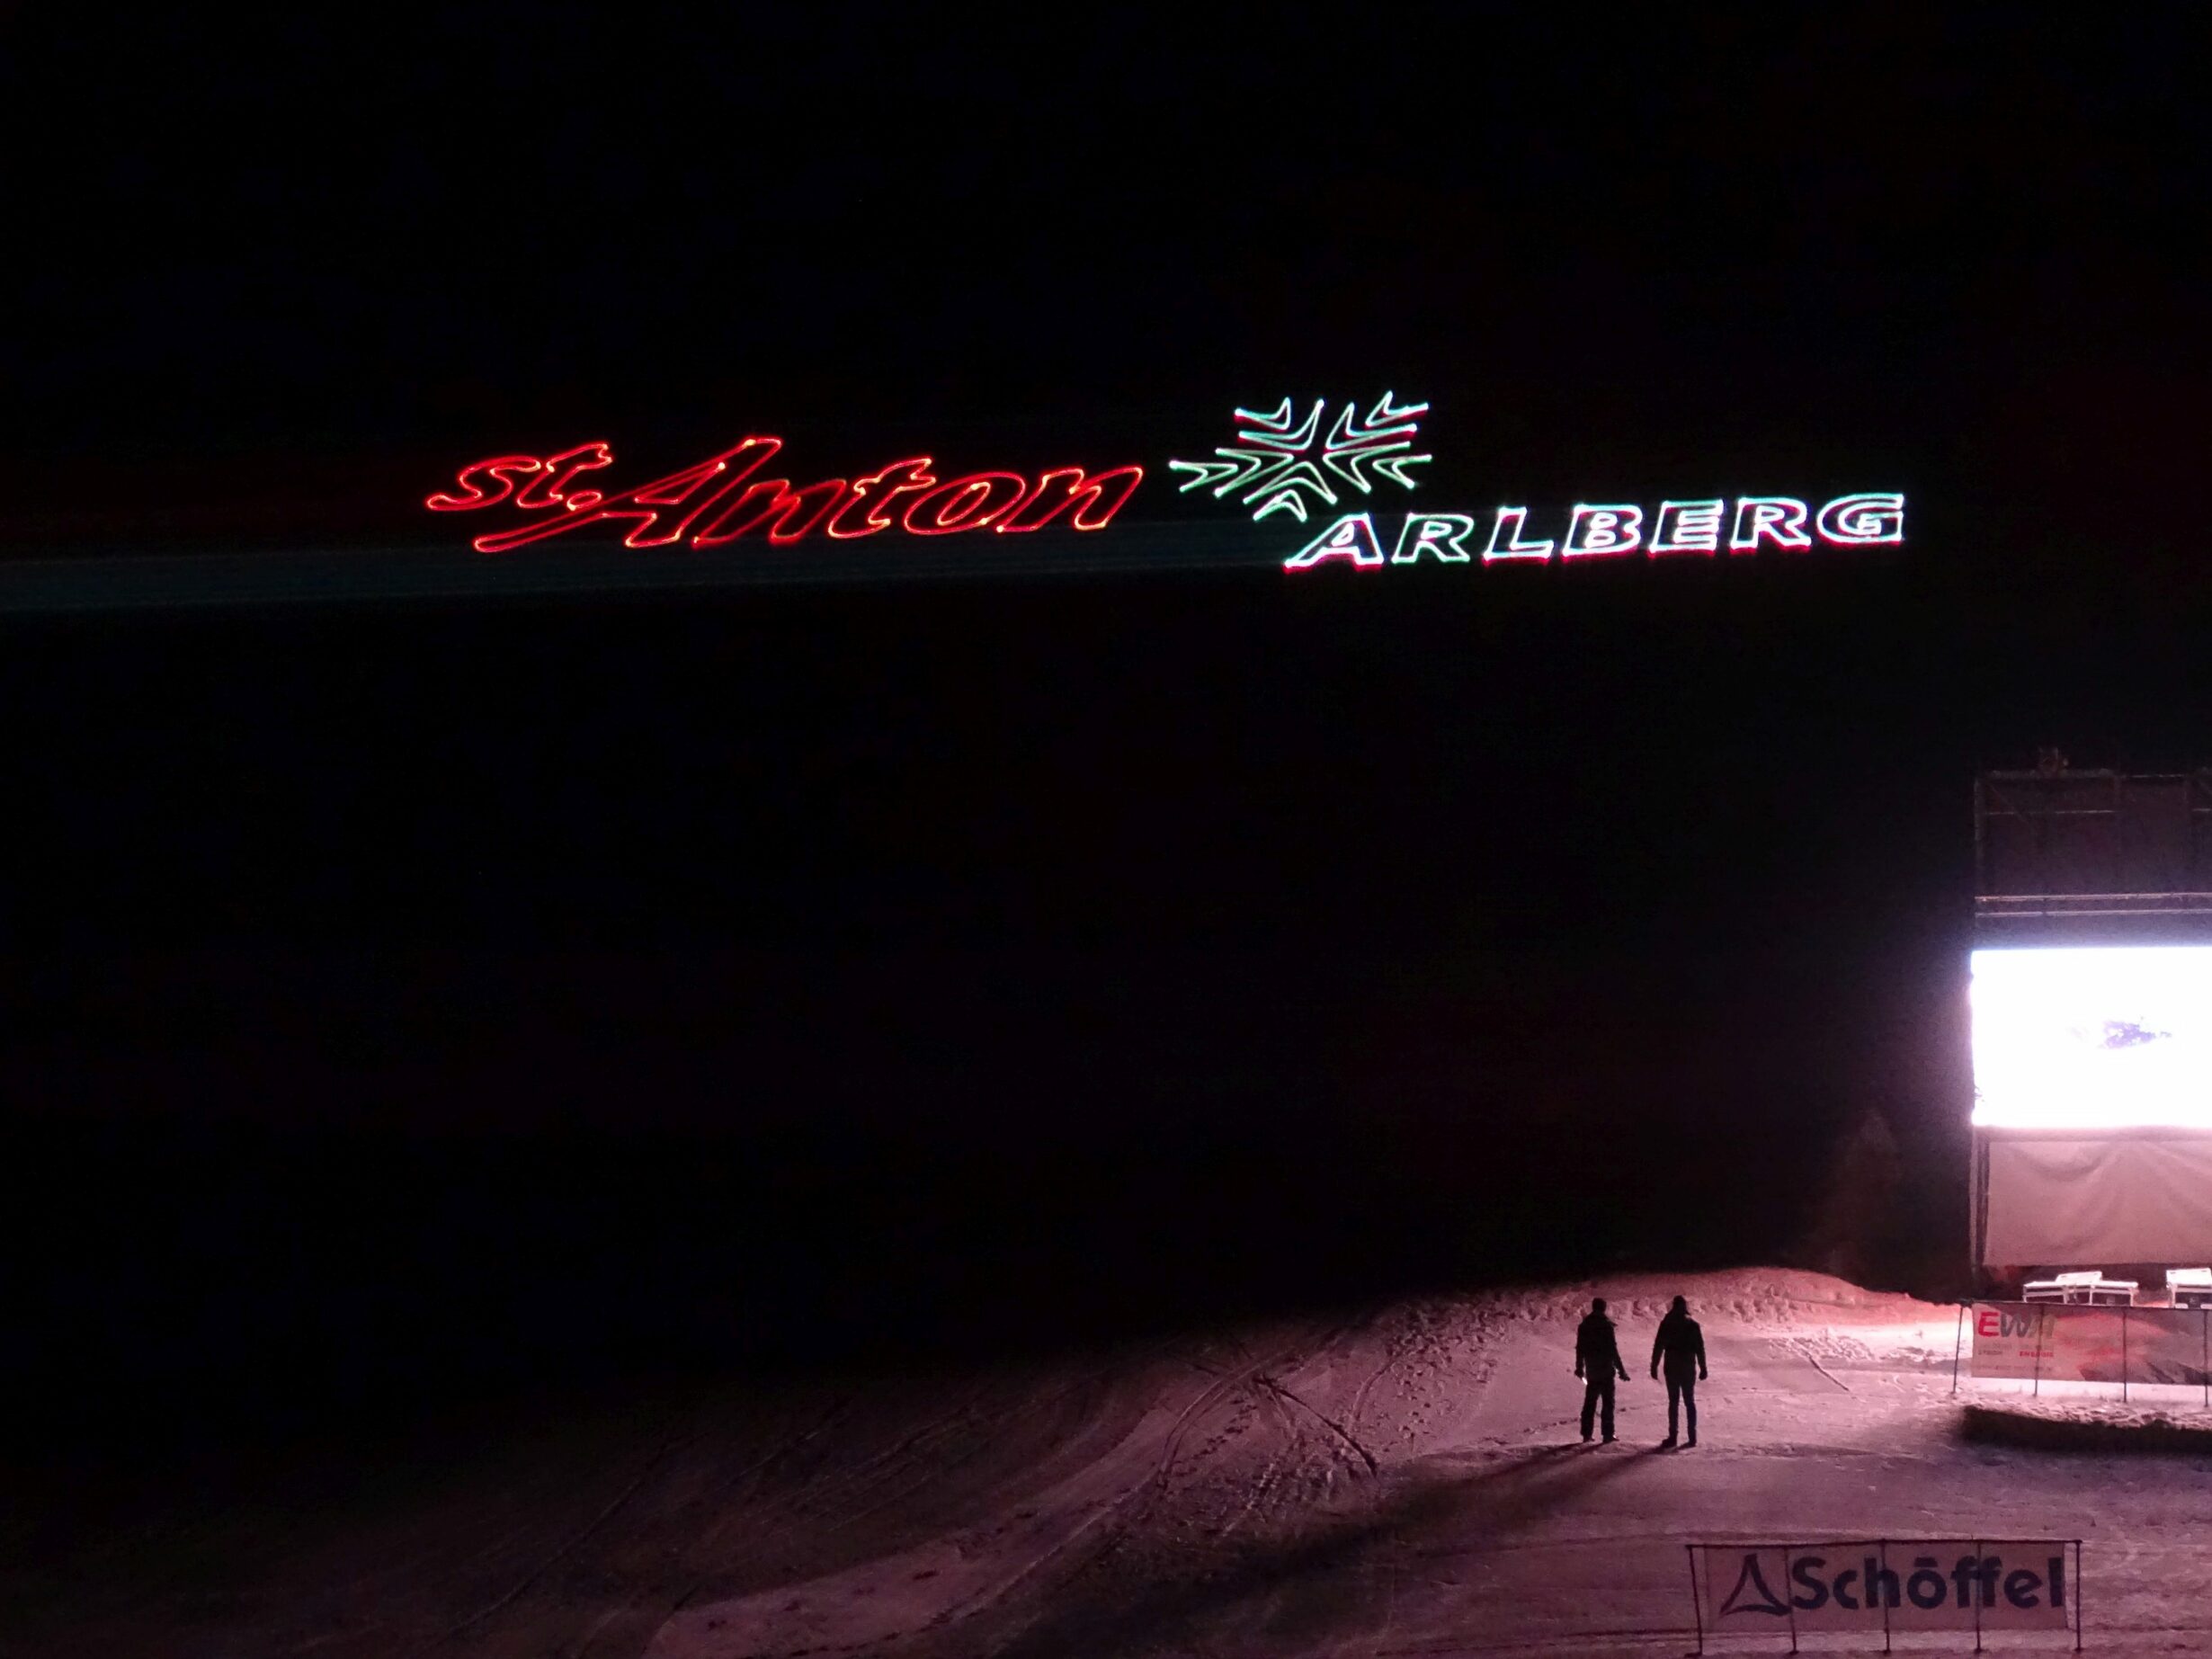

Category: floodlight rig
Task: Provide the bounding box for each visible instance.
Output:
[1968,769,2212,1289]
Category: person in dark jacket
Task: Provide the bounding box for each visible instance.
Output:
[1650,1295,1708,1447]
[1573,1298,1630,1442]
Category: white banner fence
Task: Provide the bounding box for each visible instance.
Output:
[1690,1539,2083,1652]
[1955,1300,2212,1401]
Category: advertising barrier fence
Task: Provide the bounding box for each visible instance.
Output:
[1690,1539,2083,1653]
[1962,1300,2212,1400]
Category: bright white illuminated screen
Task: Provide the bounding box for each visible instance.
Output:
[1972,946,2212,1129]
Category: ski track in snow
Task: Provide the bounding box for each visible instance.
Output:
[11,1268,2212,1657]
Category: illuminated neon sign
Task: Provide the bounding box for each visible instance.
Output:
[426,438,1145,554]
[1166,395,1431,523]
[1166,398,1903,566]
[1285,494,1906,569]
[424,401,1904,573]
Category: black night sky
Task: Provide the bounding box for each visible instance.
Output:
[0,13,2206,1456]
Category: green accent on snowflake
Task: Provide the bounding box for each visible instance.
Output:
[1168,395,1432,522]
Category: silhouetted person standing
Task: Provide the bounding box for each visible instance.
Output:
[1650,1295,1708,1447]
[1574,1298,1630,1442]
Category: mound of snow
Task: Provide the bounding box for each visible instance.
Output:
[1468,1266,1946,1330]
[1963,1400,2212,1454]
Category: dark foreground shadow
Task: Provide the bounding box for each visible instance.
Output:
[1960,1402,2212,1457]
[0,936,1964,1469]
[0,1101,1848,1466]
[988,1445,1665,1659]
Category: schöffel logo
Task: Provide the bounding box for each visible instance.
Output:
[1716,1552,1791,1617]
[1694,1540,2076,1637]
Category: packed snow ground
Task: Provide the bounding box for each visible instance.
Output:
[12,1268,2212,1656]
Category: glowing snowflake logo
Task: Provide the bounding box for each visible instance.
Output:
[1167,395,1432,523]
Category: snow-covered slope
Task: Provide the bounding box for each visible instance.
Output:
[9,1270,2208,1656]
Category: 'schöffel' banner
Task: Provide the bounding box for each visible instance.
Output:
[1691,1539,2079,1646]
[1970,1300,2212,1385]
